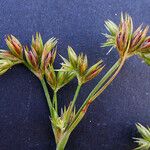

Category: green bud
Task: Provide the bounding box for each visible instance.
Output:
[0,59,14,75]
[77,53,88,75]
[32,32,44,56]
[139,53,150,65]
[84,60,104,83]
[45,66,57,90]
[68,46,77,67]
[57,71,75,89]
[44,37,57,52]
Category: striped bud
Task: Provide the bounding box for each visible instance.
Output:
[24,47,38,70]
[0,50,21,62]
[77,53,88,75]
[32,32,43,56]
[5,35,23,58]
[84,60,104,83]
[40,48,57,71]
[40,38,57,71]
[116,14,133,57]
[45,66,57,90]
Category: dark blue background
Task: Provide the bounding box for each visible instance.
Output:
[0,0,150,150]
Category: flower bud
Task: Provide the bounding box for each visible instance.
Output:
[5,35,23,58]
[40,48,57,71]
[77,53,88,75]
[0,59,14,75]
[84,60,104,83]
[32,32,43,56]
[104,19,118,36]
[24,47,38,70]
[45,66,57,90]
[130,26,149,53]
[0,50,21,62]
[116,14,133,57]
[57,71,75,89]
[68,46,77,68]
[139,53,150,65]
[40,38,57,71]
[44,37,57,52]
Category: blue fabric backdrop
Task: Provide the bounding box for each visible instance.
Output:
[0,0,150,149]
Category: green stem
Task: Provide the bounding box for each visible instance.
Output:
[53,90,58,113]
[40,78,53,116]
[86,59,120,99]
[67,59,120,130]
[66,84,81,125]
[56,132,70,150]
[70,84,81,111]
[24,61,57,118]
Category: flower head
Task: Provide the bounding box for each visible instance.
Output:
[103,13,150,61]
[45,65,75,91]
[23,34,57,78]
[60,46,104,84]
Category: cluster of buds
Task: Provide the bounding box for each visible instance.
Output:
[0,33,58,79]
[0,35,24,75]
[103,13,150,64]
[45,65,75,91]
[51,104,76,143]
[60,46,104,85]
[24,33,57,78]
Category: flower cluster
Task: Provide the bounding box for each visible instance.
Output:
[0,33,104,85]
[60,46,104,85]
[45,66,75,91]
[103,13,150,64]
[0,33,57,78]
[0,13,150,150]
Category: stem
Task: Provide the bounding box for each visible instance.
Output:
[70,84,81,111]
[53,90,58,113]
[68,59,120,127]
[56,132,70,150]
[89,57,126,102]
[40,78,53,116]
[65,84,81,125]
[89,37,131,102]
[86,59,120,100]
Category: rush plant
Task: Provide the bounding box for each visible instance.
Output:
[0,13,150,150]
